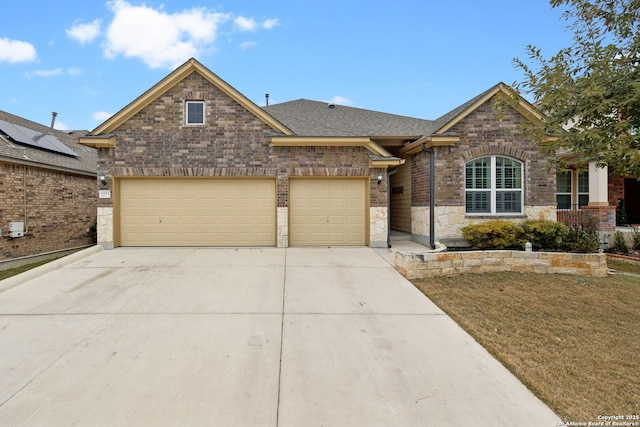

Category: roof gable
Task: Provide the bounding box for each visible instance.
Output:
[430,83,542,135]
[90,58,292,136]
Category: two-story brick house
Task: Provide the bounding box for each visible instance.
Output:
[79,58,567,249]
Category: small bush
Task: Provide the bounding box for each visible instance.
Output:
[461,220,525,249]
[521,219,569,251]
[631,227,640,250]
[610,230,629,254]
[563,213,600,253]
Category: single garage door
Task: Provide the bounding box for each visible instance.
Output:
[119,178,276,246]
[289,178,366,246]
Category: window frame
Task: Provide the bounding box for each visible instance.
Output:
[185,100,205,126]
[555,170,589,210]
[556,170,573,210]
[465,155,524,216]
[577,171,589,208]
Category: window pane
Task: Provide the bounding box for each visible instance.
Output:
[465,157,490,189]
[578,194,589,208]
[466,191,490,213]
[496,191,521,213]
[496,157,522,189]
[556,171,572,193]
[557,195,572,210]
[187,102,204,124]
[578,171,589,193]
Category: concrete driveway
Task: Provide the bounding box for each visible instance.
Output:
[0,247,560,426]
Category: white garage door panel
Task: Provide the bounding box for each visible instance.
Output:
[120,178,276,247]
[289,179,366,246]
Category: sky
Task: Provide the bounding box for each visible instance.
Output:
[0,0,575,132]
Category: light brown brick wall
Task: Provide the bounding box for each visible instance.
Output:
[0,162,97,260]
[98,72,385,208]
[412,100,555,208]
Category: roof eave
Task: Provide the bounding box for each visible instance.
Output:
[77,134,117,148]
[399,135,460,155]
[271,136,393,157]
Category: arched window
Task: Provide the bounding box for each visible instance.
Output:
[465,156,523,214]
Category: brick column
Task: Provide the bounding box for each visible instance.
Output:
[581,205,616,234]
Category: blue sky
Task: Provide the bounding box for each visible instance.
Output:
[0,0,573,131]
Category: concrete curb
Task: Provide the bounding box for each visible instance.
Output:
[0,245,103,293]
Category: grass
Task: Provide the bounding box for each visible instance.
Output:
[411,258,639,422]
[0,259,56,281]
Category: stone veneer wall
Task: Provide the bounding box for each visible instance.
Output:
[395,250,608,279]
[370,207,388,248]
[411,205,557,247]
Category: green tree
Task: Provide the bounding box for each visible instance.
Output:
[514,0,640,178]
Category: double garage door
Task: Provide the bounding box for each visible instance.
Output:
[118,178,366,247]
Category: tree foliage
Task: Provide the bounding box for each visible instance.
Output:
[514,0,640,178]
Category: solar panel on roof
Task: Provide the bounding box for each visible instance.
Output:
[0,119,79,157]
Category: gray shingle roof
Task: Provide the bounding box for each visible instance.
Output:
[0,110,96,175]
[263,99,435,137]
[263,83,510,139]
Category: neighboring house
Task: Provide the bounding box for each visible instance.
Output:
[79,58,574,249]
[0,111,97,264]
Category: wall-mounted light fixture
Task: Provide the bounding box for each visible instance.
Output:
[377,174,383,185]
[98,173,107,186]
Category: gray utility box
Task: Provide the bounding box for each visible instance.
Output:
[9,222,25,238]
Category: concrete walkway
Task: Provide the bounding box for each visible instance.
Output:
[0,247,560,426]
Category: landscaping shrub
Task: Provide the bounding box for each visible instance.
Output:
[521,219,569,251]
[610,230,629,254]
[563,213,600,253]
[631,227,640,250]
[461,220,524,249]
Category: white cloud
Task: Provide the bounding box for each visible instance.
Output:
[239,41,257,50]
[262,18,279,30]
[234,16,257,31]
[25,68,64,78]
[54,120,69,131]
[25,68,83,78]
[235,16,279,32]
[66,19,102,44]
[0,38,37,63]
[329,96,354,106]
[103,0,231,69]
[92,111,113,122]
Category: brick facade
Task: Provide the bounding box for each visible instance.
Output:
[0,162,97,260]
[95,71,386,246]
[98,72,384,210]
[434,102,555,207]
[408,99,557,246]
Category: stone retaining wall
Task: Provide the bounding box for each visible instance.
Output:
[395,250,608,279]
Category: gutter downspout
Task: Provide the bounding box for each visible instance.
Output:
[421,144,435,249]
[386,166,399,248]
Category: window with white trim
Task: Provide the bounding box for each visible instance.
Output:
[186,101,205,125]
[465,156,523,215]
